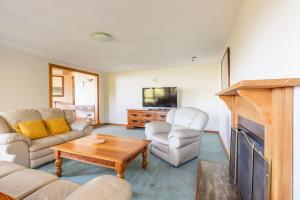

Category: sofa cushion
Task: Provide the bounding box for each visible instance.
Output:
[30,148,54,159]
[0,169,57,199]
[64,109,76,124]
[0,161,25,178]
[30,154,55,168]
[54,131,85,142]
[38,108,65,120]
[66,175,131,200]
[0,109,42,129]
[0,116,11,133]
[29,136,64,152]
[24,180,79,200]
[44,118,70,135]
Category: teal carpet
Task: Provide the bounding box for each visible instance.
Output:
[37,125,228,200]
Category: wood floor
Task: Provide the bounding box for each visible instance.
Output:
[196,160,241,200]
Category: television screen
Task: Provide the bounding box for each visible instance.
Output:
[143,87,177,107]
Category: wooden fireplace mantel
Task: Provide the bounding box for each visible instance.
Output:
[217,78,300,200]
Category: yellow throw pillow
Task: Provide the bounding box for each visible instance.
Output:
[44,118,70,135]
[16,120,48,139]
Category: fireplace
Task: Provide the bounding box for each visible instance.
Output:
[217,78,297,199]
[230,116,270,200]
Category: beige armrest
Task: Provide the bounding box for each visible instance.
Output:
[70,120,92,132]
[145,121,171,135]
[168,129,202,139]
[0,133,31,146]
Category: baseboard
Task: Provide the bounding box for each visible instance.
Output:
[204,130,219,134]
[216,133,230,160]
[104,123,127,126]
[93,123,101,128]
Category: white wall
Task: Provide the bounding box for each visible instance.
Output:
[106,64,220,131]
[0,45,49,110]
[0,45,106,122]
[218,0,300,198]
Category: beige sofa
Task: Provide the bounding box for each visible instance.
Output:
[0,108,93,168]
[0,161,131,200]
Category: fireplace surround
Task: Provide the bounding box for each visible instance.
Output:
[217,78,300,200]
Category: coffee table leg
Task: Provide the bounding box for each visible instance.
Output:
[142,146,148,169]
[55,151,62,177]
[115,162,125,179]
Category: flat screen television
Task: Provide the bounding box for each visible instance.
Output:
[142,87,177,108]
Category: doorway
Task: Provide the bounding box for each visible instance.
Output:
[49,63,99,125]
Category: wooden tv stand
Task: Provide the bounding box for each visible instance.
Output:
[127,109,170,129]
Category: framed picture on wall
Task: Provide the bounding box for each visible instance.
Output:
[52,75,64,97]
[221,47,230,90]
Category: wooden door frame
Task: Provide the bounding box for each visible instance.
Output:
[49,63,100,125]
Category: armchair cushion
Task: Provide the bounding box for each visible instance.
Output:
[145,121,171,135]
[169,137,200,149]
[0,133,31,146]
[168,129,202,139]
[70,120,92,132]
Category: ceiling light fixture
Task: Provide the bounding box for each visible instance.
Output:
[92,32,112,42]
[192,56,197,62]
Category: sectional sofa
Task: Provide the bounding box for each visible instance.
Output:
[0,108,93,168]
[0,161,131,200]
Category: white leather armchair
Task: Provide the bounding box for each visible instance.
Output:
[145,107,209,166]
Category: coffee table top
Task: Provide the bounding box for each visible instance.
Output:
[52,134,151,162]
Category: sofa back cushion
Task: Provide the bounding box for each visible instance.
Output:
[64,109,76,124]
[38,108,65,120]
[0,116,12,133]
[0,109,42,130]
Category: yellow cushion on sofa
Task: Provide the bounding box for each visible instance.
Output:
[16,120,48,139]
[44,118,70,135]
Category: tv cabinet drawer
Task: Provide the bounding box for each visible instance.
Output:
[127,109,170,129]
[156,112,167,121]
[129,119,141,125]
[142,113,155,120]
[129,112,142,119]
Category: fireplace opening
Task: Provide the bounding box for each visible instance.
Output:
[230,116,270,200]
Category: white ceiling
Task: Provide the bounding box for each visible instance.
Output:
[0,0,241,72]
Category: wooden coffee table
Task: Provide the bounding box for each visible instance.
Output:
[52,134,151,179]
